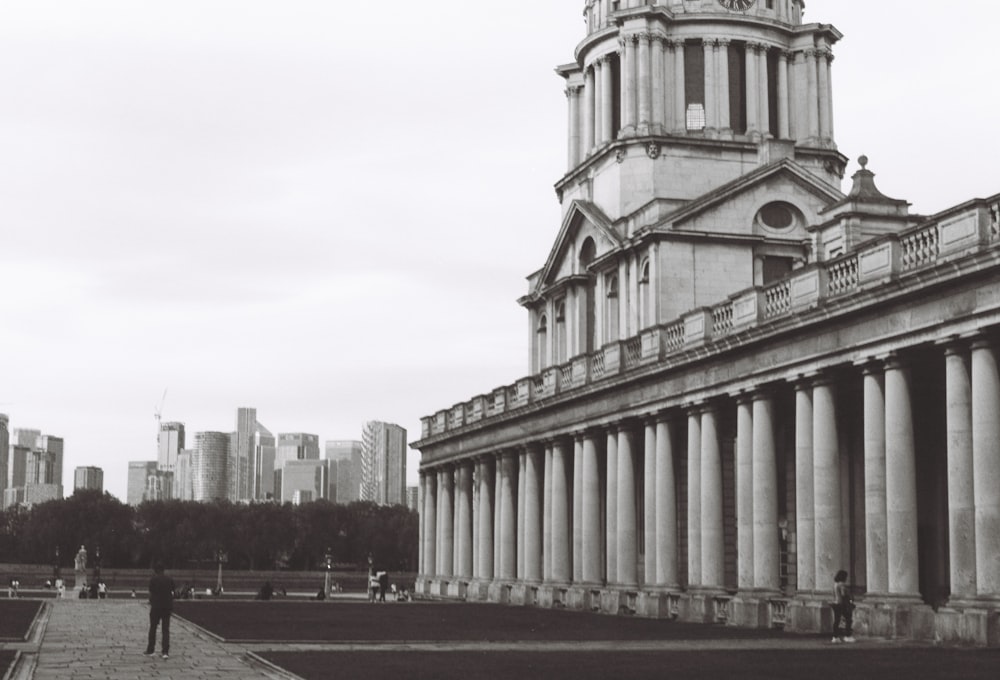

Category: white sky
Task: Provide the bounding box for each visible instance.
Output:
[1,1,997,502]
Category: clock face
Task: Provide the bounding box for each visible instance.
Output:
[718,0,756,10]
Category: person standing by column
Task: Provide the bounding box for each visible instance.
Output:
[145,562,175,659]
[830,569,856,643]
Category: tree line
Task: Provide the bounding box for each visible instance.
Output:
[0,489,419,572]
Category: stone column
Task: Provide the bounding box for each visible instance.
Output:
[517,450,526,579]
[703,39,717,133]
[651,36,665,134]
[593,61,604,147]
[861,362,889,595]
[583,67,595,155]
[753,391,779,591]
[655,417,678,586]
[552,440,571,583]
[418,474,425,575]
[423,472,437,577]
[617,425,638,587]
[543,443,553,581]
[478,458,494,581]
[494,453,502,578]
[825,51,835,141]
[457,462,474,579]
[745,43,760,137]
[622,35,637,135]
[736,395,754,590]
[524,445,543,582]
[717,40,731,135]
[812,375,841,589]
[582,431,603,584]
[644,419,657,584]
[972,337,1000,596]
[701,405,724,589]
[499,452,518,580]
[567,86,581,169]
[673,40,686,134]
[687,408,702,587]
[758,44,770,138]
[601,56,614,144]
[777,51,790,139]
[817,48,831,143]
[439,467,454,579]
[794,380,815,592]
[944,342,976,598]
[884,355,920,596]
[606,426,619,583]
[806,50,820,141]
[573,435,584,583]
[638,33,652,134]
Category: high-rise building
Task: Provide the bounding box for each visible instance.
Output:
[405,485,419,512]
[191,432,229,502]
[361,422,406,506]
[231,408,256,501]
[0,415,9,502]
[281,459,328,505]
[413,0,1000,647]
[4,429,63,507]
[126,461,157,506]
[175,450,193,501]
[253,421,276,500]
[157,422,185,472]
[275,433,319,499]
[325,440,363,504]
[74,466,104,493]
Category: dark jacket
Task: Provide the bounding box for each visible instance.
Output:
[149,573,176,611]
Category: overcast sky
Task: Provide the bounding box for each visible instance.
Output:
[1,1,997,502]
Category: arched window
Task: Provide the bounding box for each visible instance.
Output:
[605,273,620,343]
[580,238,597,354]
[638,258,650,329]
[536,313,548,370]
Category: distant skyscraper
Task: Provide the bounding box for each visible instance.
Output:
[275,433,319,499]
[0,415,8,502]
[252,419,275,501]
[126,461,157,506]
[157,422,184,472]
[192,432,229,502]
[74,466,104,493]
[175,450,193,501]
[281,459,328,505]
[4,428,64,507]
[360,422,406,506]
[325,440,362,504]
[231,408,256,502]
[406,485,419,512]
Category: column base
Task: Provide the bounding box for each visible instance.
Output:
[729,590,785,628]
[685,588,732,624]
[933,602,1000,646]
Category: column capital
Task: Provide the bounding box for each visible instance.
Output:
[796,369,838,388]
[716,38,731,49]
[969,330,999,351]
[854,357,884,376]
[637,31,652,44]
[565,85,583,97]
[880,351,909,371]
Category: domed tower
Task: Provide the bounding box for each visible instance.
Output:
[523,0,850,373]
[557,0,844,216]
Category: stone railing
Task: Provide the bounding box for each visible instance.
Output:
[420,202,998,437]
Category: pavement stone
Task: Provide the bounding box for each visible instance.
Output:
[12,599,288,680]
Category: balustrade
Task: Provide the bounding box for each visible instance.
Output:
[712,301,734,337]
[827,255,859,296]
[764,279,791,318]
[900,223,939,271]
[624,336,642,369]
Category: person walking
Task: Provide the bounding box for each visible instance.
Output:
[145,562,175,659]
[831,569,856,643]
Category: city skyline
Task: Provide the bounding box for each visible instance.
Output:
[2,1,999,502]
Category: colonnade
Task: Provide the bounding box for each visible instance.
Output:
[566,36,835,169]
[420,334,1000,611]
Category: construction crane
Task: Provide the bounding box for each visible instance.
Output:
[154,389,168,430]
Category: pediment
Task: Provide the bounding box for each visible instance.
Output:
[532,201,622,296]
[652,160,846,240]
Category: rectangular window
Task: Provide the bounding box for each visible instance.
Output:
[684,41,705,109]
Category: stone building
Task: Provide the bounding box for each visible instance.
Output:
[413,0,1000,645]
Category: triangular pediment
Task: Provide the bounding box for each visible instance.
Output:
[532,201,622,296]
[649,159,846,239]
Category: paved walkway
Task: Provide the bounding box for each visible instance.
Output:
[8,599,289,680]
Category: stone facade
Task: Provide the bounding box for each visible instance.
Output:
[413,1,1000,646]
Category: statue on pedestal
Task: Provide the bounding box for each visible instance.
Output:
[74,545,87,592]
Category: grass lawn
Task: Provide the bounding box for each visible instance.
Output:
[0,599,41,640]
[174,600,796,643]
[259,648,1000,680]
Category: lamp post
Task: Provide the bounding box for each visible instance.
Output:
[215,549,228,596]
[53,545,61,582]
[324,548,333,598]
[93,545,102,593]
